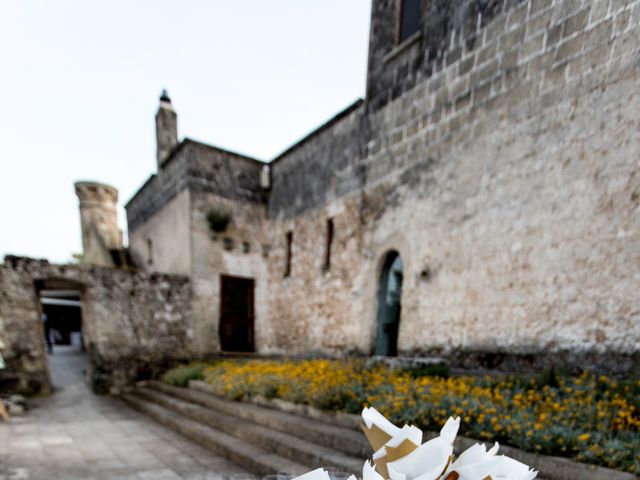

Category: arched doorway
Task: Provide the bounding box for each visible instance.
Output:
[375,251,403,356]
[35,278,85,353]
[34,278,87,389]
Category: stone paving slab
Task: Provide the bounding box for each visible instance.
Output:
[0,347,249,480]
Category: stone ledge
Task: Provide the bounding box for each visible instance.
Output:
[189,380,637,480]
[383,31,422,65]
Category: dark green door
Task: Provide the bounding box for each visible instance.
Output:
[375,252,403,356]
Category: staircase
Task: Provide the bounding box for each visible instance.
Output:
[121,381,370,477]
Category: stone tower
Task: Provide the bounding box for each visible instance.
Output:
[155,89,178,168]
[74,181,122,267]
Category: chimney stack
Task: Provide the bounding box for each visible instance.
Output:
[155,89,178,169]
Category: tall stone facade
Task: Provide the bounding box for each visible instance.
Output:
[126,0,640,373]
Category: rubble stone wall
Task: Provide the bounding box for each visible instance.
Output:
[0,256,195,394]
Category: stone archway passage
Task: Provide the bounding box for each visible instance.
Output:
[375,251,403,356]
[39,288,83,353]
[1,256,195,395]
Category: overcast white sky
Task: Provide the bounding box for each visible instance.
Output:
[0,1,371,263]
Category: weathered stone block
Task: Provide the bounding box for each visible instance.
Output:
[591,1,611,24]
[613,8,631,35]
[551,0,584,24]
[501,24,526,49]
[582,43,613,70]
[472,81,492,105]
[522,33,546,58]
[477,42,498,65]
[546,23,564,47]
[484,14,507,45]
[527,9,553,37]
[471,58,500,85]
[458,55,476,76]
[584,17,614,45]
[531,0,553,15]
[555,34,584,63]
[563,8,591,37]
[502,48,520,70]
[507,3,529,29]
[454,91,472,112]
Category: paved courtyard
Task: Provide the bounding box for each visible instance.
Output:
[0,346,249,480]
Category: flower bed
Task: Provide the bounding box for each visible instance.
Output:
[162,359,640,474]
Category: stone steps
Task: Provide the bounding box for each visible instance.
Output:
[122,381,367,476]
[120,381,640,480]
[148,380,370,459]
[121,392,310,476]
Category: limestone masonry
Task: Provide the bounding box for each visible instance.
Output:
[2,0,639,393]
[0,256,193,394]
[126,0,640,371]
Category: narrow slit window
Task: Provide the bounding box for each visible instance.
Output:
[284,231,293,277]
[324,218,334,272]
[399,0,420,43]
[147,238,153,265]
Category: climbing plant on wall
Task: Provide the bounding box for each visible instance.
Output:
[206,207,232,232]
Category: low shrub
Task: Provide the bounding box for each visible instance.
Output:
[184,358,639,474]
[402,362,450,379]
[161,362,207,387]
[206,208,231,232]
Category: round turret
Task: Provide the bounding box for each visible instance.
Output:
[74,181,122,265]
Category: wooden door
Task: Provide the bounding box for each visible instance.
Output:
[219,275,255,352]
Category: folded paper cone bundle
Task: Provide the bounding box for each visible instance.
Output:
[360,422,393,453]
[370,438,419,478]
[293,407,536,480]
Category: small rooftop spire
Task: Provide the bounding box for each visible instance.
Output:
[160,89,171,103]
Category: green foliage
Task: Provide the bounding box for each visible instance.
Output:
[192,358,640,474]
[534,367,561,389]
[161,362,206,387]
[206,207,231,232]
[402,362,450,379]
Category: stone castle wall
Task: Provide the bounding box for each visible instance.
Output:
[0,256,195,394]
[365,0,522,111]
[268,101,365,218]
[362,0,639,364]
[258,0,640,372]
[124,0,640,374]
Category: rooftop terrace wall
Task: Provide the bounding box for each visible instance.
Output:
[127,140,265,234]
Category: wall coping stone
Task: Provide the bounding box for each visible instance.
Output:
[383,31,422,64]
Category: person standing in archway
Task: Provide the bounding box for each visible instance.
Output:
[42,312,52,354]
[375,252,403,356]
[0,343,9,422]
